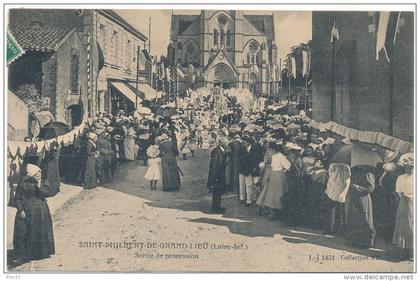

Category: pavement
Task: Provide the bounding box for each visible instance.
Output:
[6,149,414,272]
[6,183,84,247]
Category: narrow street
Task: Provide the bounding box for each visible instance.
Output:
[10,149,413,272]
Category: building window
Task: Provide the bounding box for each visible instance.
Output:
[112,31,118,65]
[99,24,105,46]
[220,29,225,46]
[247,53,250,64]
[70,54,79,94]
[251,54,255,64]
[213,29,218,46]
[127,40,132,69]
[226,29,231,46]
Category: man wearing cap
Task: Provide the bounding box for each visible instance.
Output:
[207,137,227,213]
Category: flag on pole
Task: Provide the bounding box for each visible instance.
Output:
[278,58,282,81]
[287,56,296,79]
[376,11,401,63]
[330,20,340,43]
[177,67,186,79]
[159,63,166,80]
[302,49,311,77]
[166,67,172,81]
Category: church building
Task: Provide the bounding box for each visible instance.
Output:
[167,10,279,96]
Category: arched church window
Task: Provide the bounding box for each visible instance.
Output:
[70,54,79,94]
[249,41,259,53]
[247,53,250,64]
[256,54,260,65]
[220,29,225,46]
[186,43,195,64]
[213,29,218,46]
[226,29,231,46]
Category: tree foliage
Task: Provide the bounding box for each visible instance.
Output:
[14,84,44,112]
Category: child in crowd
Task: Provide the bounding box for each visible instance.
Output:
[144,144,161,190]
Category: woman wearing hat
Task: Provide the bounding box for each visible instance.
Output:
[12,164,55,265]
[371,150,400,243]
[159,133,181,192]
[256,141,291,220]
[123,124,139,161]
[392,152,414,260]
[283,142,304,225]
[256,137,277,216]
[84,132,99,189]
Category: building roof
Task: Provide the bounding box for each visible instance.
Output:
[98,10,148,41]
[244,15,275,40]
[10,26,76,52]
[170,15,200,37]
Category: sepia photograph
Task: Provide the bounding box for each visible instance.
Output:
[2,1,417,276]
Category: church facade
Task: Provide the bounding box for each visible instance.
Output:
[167,10,279,96]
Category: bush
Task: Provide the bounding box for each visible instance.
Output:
[14,84,43,112]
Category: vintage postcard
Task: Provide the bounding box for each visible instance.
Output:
[3,2,416,275]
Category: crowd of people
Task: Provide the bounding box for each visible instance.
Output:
[9,86,414,266]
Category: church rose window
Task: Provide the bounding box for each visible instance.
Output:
[249,41,259,53]
[218,15,227,26]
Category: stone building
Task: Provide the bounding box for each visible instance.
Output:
[312,11,414,141]
[8,25,89,128]
[8,9,151,118]
[167,10,279,96]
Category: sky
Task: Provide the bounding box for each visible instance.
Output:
[117,9,312,65]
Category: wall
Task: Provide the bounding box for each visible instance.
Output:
[55,31,89,123]
[94,11,147,113]
[312,11,414,141]
[7,91,29,141]
[42,53,57,116]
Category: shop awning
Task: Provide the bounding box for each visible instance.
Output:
[110,81,142,104]
[129,83,160,100]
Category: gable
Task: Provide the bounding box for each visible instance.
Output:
[180,16,201,35]
[242,16,264,36]
[204,49,239,75]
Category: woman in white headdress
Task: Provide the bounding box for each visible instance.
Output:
[393,152,414,260]
[12,164,55,265]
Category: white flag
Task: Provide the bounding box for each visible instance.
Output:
[177,67,185,79]
[302,50,311,77]
[330,20,340,42]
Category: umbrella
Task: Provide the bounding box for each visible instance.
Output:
[137,107,152,114]
[266,118,283,125]
[330,143,383,168]
[243,124,263,133]
[38,121,70,140]
[270,123,286,130]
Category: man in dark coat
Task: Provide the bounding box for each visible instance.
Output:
[207,137,227,213]
[238,135,264,206]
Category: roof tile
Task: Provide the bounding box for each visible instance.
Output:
[11,26,73,52]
